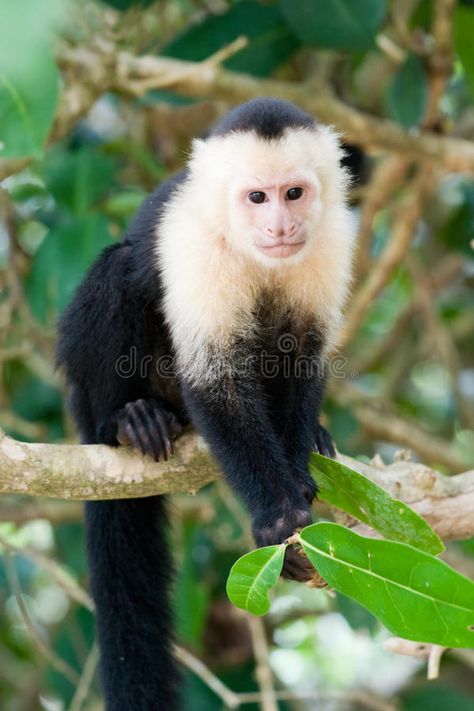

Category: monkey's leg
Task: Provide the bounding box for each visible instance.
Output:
[182,374,316,583]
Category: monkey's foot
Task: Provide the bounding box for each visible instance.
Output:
[253,505,314,582]
[116,398,182,462]
[281,547,314,582]
[314,424,336,458]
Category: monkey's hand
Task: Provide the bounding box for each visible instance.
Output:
[252,502,314,582]
[314,423,336,458]
[115,398,183,462]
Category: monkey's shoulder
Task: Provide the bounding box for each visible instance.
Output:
[124,170,188,247]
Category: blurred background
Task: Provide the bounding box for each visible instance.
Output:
[0,0,473,709]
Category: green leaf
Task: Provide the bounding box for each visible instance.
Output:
[279,0,388,50]
[310,453,444,555]
[25,214,113,323]
[164,1,299,78]
[226,545,285,615]
[0,0,61,158]
[42,145,118,215]
[300,523,474,648]
[453,6,474,98]
[386,54,428,129]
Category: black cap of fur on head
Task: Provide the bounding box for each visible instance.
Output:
[211,97,316,140]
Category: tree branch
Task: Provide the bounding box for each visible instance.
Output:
[1,430,472,541]
[106,49,474,172]
[3,36,474,181]
[337,453,474,542]
[339,166,433,349]
[0,430,219,500]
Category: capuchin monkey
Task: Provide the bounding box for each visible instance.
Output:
[57,98,354,711]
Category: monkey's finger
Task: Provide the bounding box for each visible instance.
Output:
[138,400,166,462]
[123,421,145,455]
[282,565,313,583]
[127,400,154,457]
[282,549,314,582]
[169,412,183,439]
[167,412,183,439]
[134,399,172,461]
[152,410,174,459]
[127,402,159,461]
[314,426,336,458]
[116,417,132,447]
[282,560,313,582]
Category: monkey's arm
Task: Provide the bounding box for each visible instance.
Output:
[57,243,179,455]
[283,372,335,469]
[266,336,335,501]
[181,374,314,579]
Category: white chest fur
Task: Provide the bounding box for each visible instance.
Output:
[155,128,355,381]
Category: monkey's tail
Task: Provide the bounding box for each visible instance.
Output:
[85,496,180,711]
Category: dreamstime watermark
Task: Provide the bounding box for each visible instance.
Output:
[114,336,358,381]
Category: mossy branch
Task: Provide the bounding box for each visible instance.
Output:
[0,430,472,542]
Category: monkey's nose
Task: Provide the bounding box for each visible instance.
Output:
[262,223,298,239]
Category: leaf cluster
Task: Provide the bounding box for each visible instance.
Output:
[227,456,474,650]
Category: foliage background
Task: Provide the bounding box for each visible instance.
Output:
[0,0,473,709]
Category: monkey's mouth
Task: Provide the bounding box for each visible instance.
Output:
[257,241,306,259]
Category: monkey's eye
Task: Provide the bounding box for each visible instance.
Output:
[286,187,303,201]
[248,191,266,204]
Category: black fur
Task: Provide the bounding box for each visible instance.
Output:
[211,97,316,139]
[57,98,334,710]
[85,497,178,710]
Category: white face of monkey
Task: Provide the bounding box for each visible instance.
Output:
[187,126,346,268]
[158,122,353,365]
[227,169,322,264]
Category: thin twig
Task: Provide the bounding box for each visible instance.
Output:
[246,616,279,711]
[68,643,100,711]
[340,167,433,349]
[375,33,406,64]
[0,534,94,612]
[383,637,447,680]
[4,551,81,686]
[352,252,465,374]
[408,256,474,429]
[0,500,82,525]
[174,645,240,709]
[423,0,456,129]
[3,23,474,180]
[333,388,468,474]
[237,687,398,711]
[354,155,412,277]
[217,482,279,710]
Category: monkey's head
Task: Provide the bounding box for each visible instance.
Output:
[188,123,349,268]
